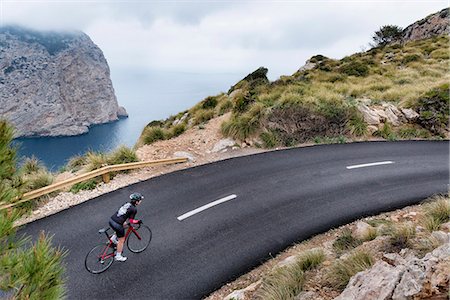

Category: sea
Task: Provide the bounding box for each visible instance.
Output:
[13,70,241,171]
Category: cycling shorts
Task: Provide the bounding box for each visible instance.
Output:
[109,219,125,238]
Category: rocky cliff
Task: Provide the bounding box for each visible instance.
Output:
[0,26,127,137]
[401,7,449,43]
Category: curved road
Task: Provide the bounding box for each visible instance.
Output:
[20,141,449,299]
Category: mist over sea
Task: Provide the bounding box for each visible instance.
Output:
[14,70,241,171]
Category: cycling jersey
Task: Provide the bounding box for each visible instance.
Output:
[111,202,137,225]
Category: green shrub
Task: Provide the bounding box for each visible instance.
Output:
[141,127,166,145]
[70,179,98,194]
[339,61,369,77]
[421,195,450,232]
[85,151,108,171]
[222,103,266,141]
[107,146,139,165]
[146,120,163,127]
[66,155,86,173]
[295,249,325,271]
[260,131,280,148]
[415,84,449,134]
[374,123,397,140]
[23,171,53,193]
[218,99,233,115]
[333,228,362,254]
[3,232,67,299]
[233,91,254,113]
[309,54,329,63]
[326,250,374,290]
[347,115,368,136]
[170,124,186,138]
[401,54,421,64]
[257,263,305,300]
[388,224,416,250]
[20,156,45,175]
[201,96,218,109]
[193,109,215,125]
[430,48,449,60]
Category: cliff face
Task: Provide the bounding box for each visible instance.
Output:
[0,26,127,137]
[401,8,449,42]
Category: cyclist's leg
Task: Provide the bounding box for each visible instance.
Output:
[109,219,126,261]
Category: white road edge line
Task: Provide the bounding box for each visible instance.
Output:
[346,161,394,169]
[177,194,237,221]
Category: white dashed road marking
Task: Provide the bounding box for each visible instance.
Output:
[177,194,237,221]
[346,161,394,169]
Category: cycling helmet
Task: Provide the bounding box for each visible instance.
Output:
[130,192,144,202]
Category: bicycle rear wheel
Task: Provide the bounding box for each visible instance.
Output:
[127,224,152,253]
[85,244,115,274]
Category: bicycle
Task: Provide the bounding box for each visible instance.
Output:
[85,222,152,274]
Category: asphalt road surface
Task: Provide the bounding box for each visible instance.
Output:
[19,141,449,299]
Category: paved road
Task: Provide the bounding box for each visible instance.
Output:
[20,141,449,299]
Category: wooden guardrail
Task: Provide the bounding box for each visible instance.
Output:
[0,157,188,211]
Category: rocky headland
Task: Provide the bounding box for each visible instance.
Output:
[0,26,127,137]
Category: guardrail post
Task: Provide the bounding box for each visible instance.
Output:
[102,173,111,183]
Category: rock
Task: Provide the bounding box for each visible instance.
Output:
[353,221,373,240]
[294,291,324,300]
[228,67,269,94]
[277,255,297,268]
[212,138,235,153]
[401,8,449,43]
[401,108,419,121]
[117,106,129,118]
[337,244,450,300]
[224,281,261,300]
[173,112,189,126]
[439,221,450,232]
[357,104,380,125]
[431,231,449,244]
[367,125,379,135]
[173,151,195,162]
[392,243,450,299]
[383,253,407,266]
[0,26,124,137]
[373,108,388,122]
[384,107,401,126]
[228,89,242,100]
[335,261,403,300]
[297,59,316,73]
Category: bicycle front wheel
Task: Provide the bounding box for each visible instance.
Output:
[127,225,152,253]
[85,244,115,274]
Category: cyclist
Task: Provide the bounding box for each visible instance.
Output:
[109,192,144,262]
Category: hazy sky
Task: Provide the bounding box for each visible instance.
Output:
[1,0,447,79]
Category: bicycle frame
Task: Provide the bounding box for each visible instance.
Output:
[98,224,142,261]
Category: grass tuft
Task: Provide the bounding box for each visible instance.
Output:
[421,195,450,232]
[332,228,362,254]
[326,250,374,290]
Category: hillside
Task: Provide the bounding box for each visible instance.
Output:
[137,9,449,149]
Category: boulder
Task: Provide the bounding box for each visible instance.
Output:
[211,138,236,153]
[392,243,450,299]
[337,244,450,300]
[224,281,261,300]
[173,151,195,162]
[117,106,129,118]
[334,261,403,300]
[173,112,189,126]
[353,221,373,240]
[295,291,324,300]
[357,104,380,125]
[401,108,419,121]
